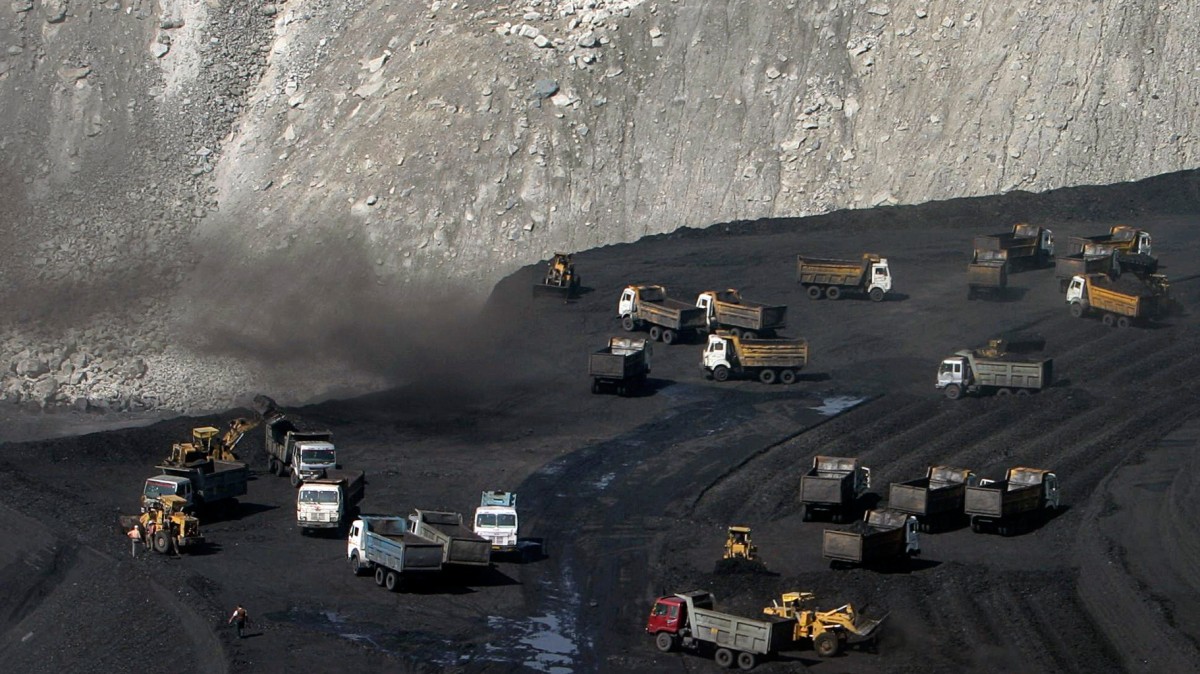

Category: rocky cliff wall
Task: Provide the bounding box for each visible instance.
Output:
[1,0,1197,410]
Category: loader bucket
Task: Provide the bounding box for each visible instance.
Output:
[845,612,887,642]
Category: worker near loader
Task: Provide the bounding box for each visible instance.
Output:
[126,524,143,557]
[229,605,249,638]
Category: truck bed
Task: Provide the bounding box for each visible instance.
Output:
[796,257,866,286]
[736,338,808,368]
[822,525,905,563]
[964,482,1042,519]
[363,525,444,573]
[589,350,645,379]
[690,607,794,655]
[971,356,1052,390]
[888,478,966,517]
[1056,252,1113,279]
[639,300,707,330]
[800,473,852,505]
[713,301,787,331]
[410,511,492,566]
[967,261,1007,288]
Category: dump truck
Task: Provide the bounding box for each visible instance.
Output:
[473,490,520,552]
[966,250,1009,300]
[142,457,249,514]
[121,494,204,555]
[1054,248,1119,292]
[965,467,1060,535]
[533,252,580,298]
[264,414,337,487]
[408,509,492,567]
[1067,225,1152,258]
[822,509,920,568]
[647,590,796,670]
[763,592,886,658]
[296,469,365,533]
[695,289,787,338]
[588,337,651,395]
[973,222,1054,269]
[347,516,445,591]
[796,253,892,301]
[936,348,1052,399]
[618,284,707,344]
[888,465,978,532]
[702,332,808,385]
[800,456,871,523]
[1066,273,1167,327]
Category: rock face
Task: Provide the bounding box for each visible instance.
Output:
[1,0,1198,409]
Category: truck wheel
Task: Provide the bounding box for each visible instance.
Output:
[779,369,797,385]
[714,648,734,668]
[374,567,387,586]
[267,457,278,475]
[967,287,976,301]
[806,285,822,300]
[349,552,365,576]
[153,531,170,554]
[1016,389,1031,396]
[655,632,676,653]
[713,366,730,382]
[741,330,758,340]
[758,369,776,385]
[729,327,742,338]
[275,460,287,477]
[1117,316,1131,328]
[814,631,840,657]
[662,329,676,345]
[943,384,962,400]
[1069,303,1084,318]
[826,286,842,300]
[996,388,1012,397]
[591,380,601,394]
[802,505,812,522]
[648,326,662,341]
[1102,313,1115,327]
[736,651,758,670]
[621,315,636,331]
[290,471,301,488]
[385,570,400,592]
[869,287,885,302]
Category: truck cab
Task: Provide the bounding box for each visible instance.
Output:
[703,333,734,371]
[619,284,662,318]
[473,490,519,551]
[868,258,892,295]
[936,356,969,391]
[1013,223,1055,257]
[1065,275,1088,306]
[143,475,194,510]
[297,482,343,529]
[293,439,337,483]
[647,594,692,636]
[695,289,738,327]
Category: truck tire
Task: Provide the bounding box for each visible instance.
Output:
[385,570,400,592]
[759,369,777,385]
[275,459,287,477]
[714,648,734,668]
[779,369,797,385]
[290,471,301,488]
[648,326,662,341]
[662,329,676,345]
[1102,313,1116,327]
[1117,316,1131,328]
[713,366,730,382]
[621,315,636,331]
[1016,389,1031,397]
[1069,302,1085,318]
[729,327,742,338]
[996,388,1012,397]
[655,632,676,653]
[741,330,758,340]
[806,285,823,300]
[825,286,842,300]
[591,380,601,394]
[801,505,812,522]
[268,457,278,475]
[375,567,387,586]
[944,384,963,400]
[869,287,885,302]
[153,531,170,554]
[814,631,840,657]
[737,651,758,670]
[349,552,365,576]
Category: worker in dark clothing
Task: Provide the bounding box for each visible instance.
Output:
[228,605,249,638]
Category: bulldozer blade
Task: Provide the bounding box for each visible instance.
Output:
[846,612,887,642]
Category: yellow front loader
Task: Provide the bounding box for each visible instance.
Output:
[121,495,204,554]
[723,525,757,560]
[763,591,885,657]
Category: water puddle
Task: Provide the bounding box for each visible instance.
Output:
[813,395,867,416]
[592,472,616,490]
[480,565,587,672]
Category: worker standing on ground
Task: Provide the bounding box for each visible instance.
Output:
[126,525,142,557]
[228,605,249,638]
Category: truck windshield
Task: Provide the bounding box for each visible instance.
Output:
[299,490,339,504]
[938,361,955,375]
[497,514,516,527]
[144,481,176,499]
[477,513,497,527]
[301,449,336,464]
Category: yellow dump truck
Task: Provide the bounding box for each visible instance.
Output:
[973,222,1055,269]
[796,254,892,301]
[618,284,708,344]
[702,332,808,384]
[1066,273,1166,327]
[695,289,787,338]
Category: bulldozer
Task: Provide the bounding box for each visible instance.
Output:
[723,525,757,560]
[121,495,204,554]
[165,416,261,466]
[534,252,581,298]
[763,591,886,657]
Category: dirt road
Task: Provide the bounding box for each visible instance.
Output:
[2,175,1200,672]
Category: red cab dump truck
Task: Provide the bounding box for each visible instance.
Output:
[799,456,871,523]
[796,254,892,301]
[695,289,787,338]
[647,590,796,670]
[588,337,651,396]
[965,467,1060,535]
[973,222,1054,269]
[822,509,920,568]
[1066,273,1168,327]
[888,465,977,532]
[618,284,708,344]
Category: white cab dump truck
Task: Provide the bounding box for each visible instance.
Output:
[702,332,809,385]
[264,414,337,487]
[618,284,708,344]
[347,516,444,591]
[296,469,365,533]
[796,254,892,301]
[695,289,787,338]
[473,490,519,552]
